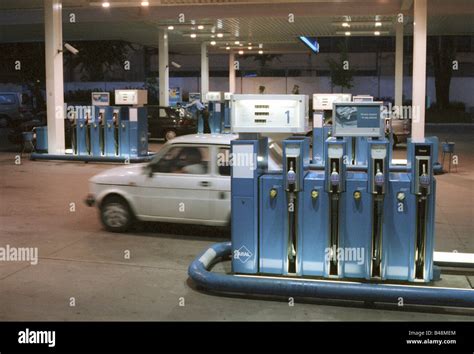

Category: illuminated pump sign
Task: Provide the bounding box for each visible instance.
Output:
[114,89,147,106]
[299,36,320,54]
[332,102,384,138]
[313,93,352,111]
[205,91,225,102]
[231,94,309,133]
[353,95,374,102]
[188,92,201,102]
[91,92,110,106]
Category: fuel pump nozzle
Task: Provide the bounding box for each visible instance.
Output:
[419,163,430,198]
[330,162,340,189]
[286,161,297,273]
[368,143,388,279]
[412,145,433,281]
[287,162,296,192]
[374,164,384,192]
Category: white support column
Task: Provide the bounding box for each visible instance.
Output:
[411,0,427,141]
[395,21,404,108]
[44,0,65,154]
[229,52,236,93]
[201,42,209,100]
[158,28,169,106]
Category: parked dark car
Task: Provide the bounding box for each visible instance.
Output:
[147,106,197,141]
[0,92,34,128]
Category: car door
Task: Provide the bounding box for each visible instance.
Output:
[140,143,212,223]
[207,145,231,225]
[147,106,160,139]
[159,107,174,138]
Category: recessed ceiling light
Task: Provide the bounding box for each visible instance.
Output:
[167,26,174,30]
[211,41,216,45]
[140,1,149,6]
[258,50,263,54]
[345,31,351,36]
[198,25,204,30]
[259,43,263,48]
[102,2,110,7]
[239,43,243,46]
[190,33,197,38]
[234,41,240,45]
[211,35,215,38]
[374,31,380,36]
[342,22,350,27]
[217,33,223,38]
[238,50,244,55]
[375,22,382,27]
[226,46,230,50]
[248,46,252,50]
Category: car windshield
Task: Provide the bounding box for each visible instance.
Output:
[150,138,282,172]
[0,94,16,105]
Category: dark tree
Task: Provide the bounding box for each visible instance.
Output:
[326,42,355,93]
[249,54,282,76]
[64,41,135,81]
[429,36,457,110]
[0,42,46,111]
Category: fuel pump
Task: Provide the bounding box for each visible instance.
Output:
[85,111,92,155]
[283,139,309,274]
[76,109,88,156]
[324,138,346,276]
[205,91,225,134]
[114,90,149,158]
[312,93,351,166]
[230,94,309,275]
[94,107,106,156]
[119,108,130,157]
[89,109,101,156]
[113,110,119,156]
[104,106,116,156]
[410,143,434,281]
[69,112,77,154]
[223,92,232,132]
[367,139,389,278]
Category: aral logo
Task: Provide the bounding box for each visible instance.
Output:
[233,246,252,263]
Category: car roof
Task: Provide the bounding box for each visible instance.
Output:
[147,105,173,109]
[169,133,238,146]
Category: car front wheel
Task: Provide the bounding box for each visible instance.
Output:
[100,195,133,232]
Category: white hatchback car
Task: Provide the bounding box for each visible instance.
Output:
[86,134,282,232]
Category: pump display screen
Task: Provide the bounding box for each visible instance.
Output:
[313,93,352,110]
[332,102,384,137]
[231,94,309,133]
[91,92,110,106]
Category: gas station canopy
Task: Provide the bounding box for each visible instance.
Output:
[1,0,473,53]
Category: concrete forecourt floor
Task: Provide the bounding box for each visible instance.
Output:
[0,126,473,320]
